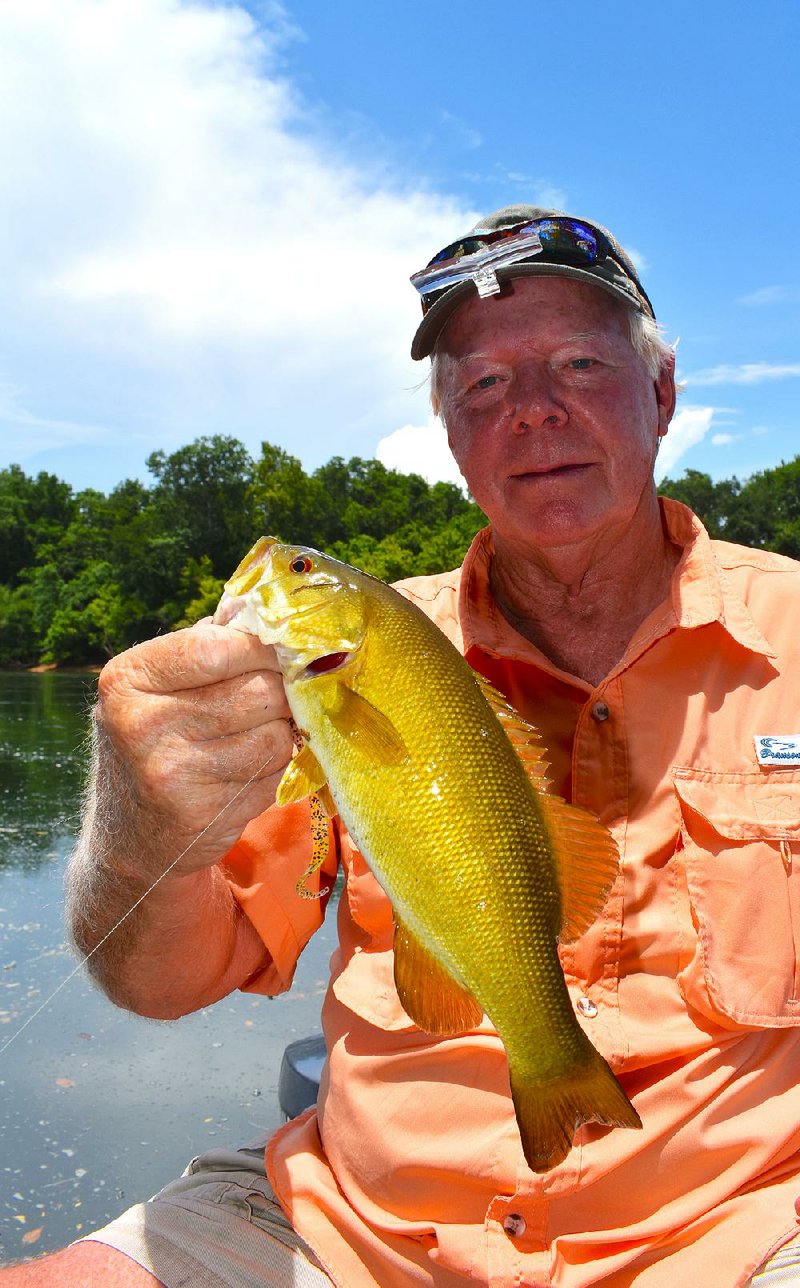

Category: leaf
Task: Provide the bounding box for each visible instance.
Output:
[22,1228,43,1245]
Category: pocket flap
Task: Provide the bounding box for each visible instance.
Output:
[673,770,800,841]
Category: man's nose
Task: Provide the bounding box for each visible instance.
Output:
[511,366,566,433]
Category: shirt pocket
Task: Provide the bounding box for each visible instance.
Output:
[673,769,800,1028]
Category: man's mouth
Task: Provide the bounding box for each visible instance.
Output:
[513,462,592,480]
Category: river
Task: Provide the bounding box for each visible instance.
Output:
[0,671,333,1265]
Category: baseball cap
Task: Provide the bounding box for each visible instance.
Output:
[410,205,654,361]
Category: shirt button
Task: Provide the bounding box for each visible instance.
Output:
[592,700,610,722]
[503,1213,527,1238]
[576,995,598,1018]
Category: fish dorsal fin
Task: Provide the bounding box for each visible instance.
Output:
[276,743,328,806]
[393,917,484,1036]
[538,794,620,943]
[472,671,552,790]
[327,684,408,765]
[472,670,619,942]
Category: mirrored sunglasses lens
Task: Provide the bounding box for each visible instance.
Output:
[537,219,601,262]
[428,235,488,268]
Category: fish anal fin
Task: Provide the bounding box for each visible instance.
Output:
[327,685,407,765]
[538,794,621,943]
[472,671,553,791]
[393,919,483,1036]
[277,743,328,806]
[510,1049,641,1174]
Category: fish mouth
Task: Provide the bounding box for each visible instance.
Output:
[299,650,354,678]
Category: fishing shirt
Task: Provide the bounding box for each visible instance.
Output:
[223,497,800,1288]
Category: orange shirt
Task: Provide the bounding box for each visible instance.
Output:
[223,499,800,1287]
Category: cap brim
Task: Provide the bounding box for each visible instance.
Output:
[410,261,650,361]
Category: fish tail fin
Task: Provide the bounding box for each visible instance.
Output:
[510,1052,642,1174]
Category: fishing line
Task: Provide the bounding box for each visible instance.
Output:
[0,759,274,1057]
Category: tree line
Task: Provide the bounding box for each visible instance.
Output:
[0,436,485,666]
[3,435,800,668]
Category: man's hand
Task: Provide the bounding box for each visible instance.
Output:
[94,622,294,879]
[66,623,294,1017]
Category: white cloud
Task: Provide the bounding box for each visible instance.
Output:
[711,433,742,446]
[0,0,472,486]
[654,406,715,480]
[738,285,800,306]
[685,363,800,387]
[375,418,466,490]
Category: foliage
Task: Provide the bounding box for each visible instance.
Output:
[658,458,800,556]
[0,439,486,667]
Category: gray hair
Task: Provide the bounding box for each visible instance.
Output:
[429,304,675,417]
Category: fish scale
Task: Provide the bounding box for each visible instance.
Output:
[214,537,642,1172]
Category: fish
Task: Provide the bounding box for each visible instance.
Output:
[213,536,642,1172]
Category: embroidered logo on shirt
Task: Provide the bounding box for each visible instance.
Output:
[754,735,800,765]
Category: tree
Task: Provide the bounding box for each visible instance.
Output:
[250,443,331,547]
[0,466,75,586]
[147,435,256,577]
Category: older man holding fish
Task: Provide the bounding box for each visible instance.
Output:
[7,207,800,1288]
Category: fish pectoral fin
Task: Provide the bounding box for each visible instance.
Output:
[276,743,329,806]
[327,684,408,765]
[393,918,484,1035]
[539,794,621,943]
[317,784,338,818]
[472,671,553,791]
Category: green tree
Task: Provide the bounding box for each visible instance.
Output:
[0,582,37,665]
[0,466,75,585]
[40,561,140,665]
[250,443,332,546]
[147,435,256,577]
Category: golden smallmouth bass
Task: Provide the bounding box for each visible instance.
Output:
[214,536,641,1172]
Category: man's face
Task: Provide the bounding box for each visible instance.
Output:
[435,276,675,555]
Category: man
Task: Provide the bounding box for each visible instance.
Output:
[6,206,800,1287]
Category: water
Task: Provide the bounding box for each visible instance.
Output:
[0,672,333,1265]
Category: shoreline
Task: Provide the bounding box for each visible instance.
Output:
[0,663,103,674]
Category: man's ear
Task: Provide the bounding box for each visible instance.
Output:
[655,350,677,438]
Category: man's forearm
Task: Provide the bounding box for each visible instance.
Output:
[66,721,269,1019]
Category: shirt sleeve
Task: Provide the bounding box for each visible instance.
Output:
[221,798,339,996]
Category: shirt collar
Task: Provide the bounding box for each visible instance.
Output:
[457,497,776,670]
[661,497,775,658]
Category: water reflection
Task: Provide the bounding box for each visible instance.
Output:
[0,672,332,1264]
[0,672,96,870]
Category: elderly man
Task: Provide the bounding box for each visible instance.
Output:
[6,206,800,1287]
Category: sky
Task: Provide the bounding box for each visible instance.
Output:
[0,0,798,497]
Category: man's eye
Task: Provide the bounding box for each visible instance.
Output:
[474,374,499,389]
[568,358,595,370]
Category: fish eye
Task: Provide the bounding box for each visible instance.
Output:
[290,555,314,574]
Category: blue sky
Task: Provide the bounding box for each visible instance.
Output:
[0,0,798,496]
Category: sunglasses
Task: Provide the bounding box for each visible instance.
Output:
[411,217,649,316]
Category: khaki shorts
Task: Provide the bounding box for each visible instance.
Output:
[79,1134,800,1288]
[77,1135,332,1288]
[750,1232,800,1286]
